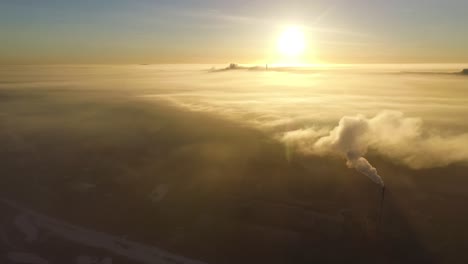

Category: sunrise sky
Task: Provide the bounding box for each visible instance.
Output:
[1,0,468,64]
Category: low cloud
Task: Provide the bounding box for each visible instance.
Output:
[152,95,468,177]
[138,67,468,177]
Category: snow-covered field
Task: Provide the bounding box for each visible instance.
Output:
[1,200,207,264]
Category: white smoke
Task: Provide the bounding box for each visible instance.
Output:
[282,111,468,185]
[346,155,383,186]
[313,114,384,186]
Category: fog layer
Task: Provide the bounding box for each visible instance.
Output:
[141,65,468,171]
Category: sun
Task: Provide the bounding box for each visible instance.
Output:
[277,26,306,57]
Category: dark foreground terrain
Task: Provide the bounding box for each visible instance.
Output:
[1,87,468,263]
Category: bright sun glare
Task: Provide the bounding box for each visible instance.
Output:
[277,26,306,57]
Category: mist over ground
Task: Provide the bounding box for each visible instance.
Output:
[1,64,468,263]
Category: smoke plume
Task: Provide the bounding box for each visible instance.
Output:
[313,114,384,186]
[282,111,468,185]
